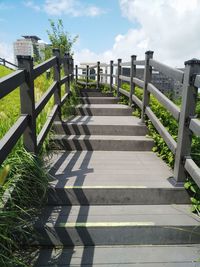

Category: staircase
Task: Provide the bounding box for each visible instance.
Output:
[34,88,200,266]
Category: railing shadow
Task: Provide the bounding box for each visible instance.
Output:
[34,150,95,266]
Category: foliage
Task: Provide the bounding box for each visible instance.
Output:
[0,149,49,267]
[46,19,78,58]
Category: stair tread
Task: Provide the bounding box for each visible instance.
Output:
[48,151,174,189]
[52,134,153,141]
[34,245,200,267]
[36,204,200,226]
[60,116,144,126]
[76,104,131,109]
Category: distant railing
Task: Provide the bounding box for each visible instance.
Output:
[0,57,18,70]
[75,52,200,187]
[0,49,74,164]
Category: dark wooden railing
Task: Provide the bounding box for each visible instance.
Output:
[0,49,73,164]
[75,52,200,187]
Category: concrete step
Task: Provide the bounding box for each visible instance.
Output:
[47,151,189,205]
[50,134,154,151]
[34,245,200,266]
[52,116,148,136]
[75,104,132,116]
[79,96,119,104]
[34,204,200,246]
[79,89,113,97]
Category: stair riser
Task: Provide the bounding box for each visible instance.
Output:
[52,124,148,136]
[80,92,113,97]
[47,188,190,205]
[75,108,132,116]
[79,98,119,104]
[50,139,154,151]
[35,226,200,246]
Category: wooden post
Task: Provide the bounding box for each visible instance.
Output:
[117,58,122,97]
[130,55,137,106]
[174,59,200,184]
[97,61,100,90]
[71,58,74,81]
[110,60,113,92]
[86,65,89,89]
[63,52,70,94]
[17,55,37,153]
[141,51,154,123]
[75,65,78,83]
[53,48,61,121]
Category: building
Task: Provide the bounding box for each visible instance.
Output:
[80,63,107,83]
[13,35,46,65]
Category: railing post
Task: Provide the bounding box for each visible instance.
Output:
[63,52,70,94]
[174,59,200,184]
[53,48,61,121]
[97,61,100,90]
[117,58,122,97]
[71,57,74,82]
[86,65,89,89]
[17,55,37,153]
[75,65,78,84]
[130,55,137,106]
[141,51,154,123]
[110,60,113,92]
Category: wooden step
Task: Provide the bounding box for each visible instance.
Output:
[33,245,200,266]
[47,151,189,205]
[52,116,148,136]
[34,204,200,246]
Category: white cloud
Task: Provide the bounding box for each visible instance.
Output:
[75,0,200,67]
[43,0,105,17]
[0,42,14,63]
[24,1,41,12]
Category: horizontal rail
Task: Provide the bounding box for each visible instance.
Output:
[120,61,131,67]
[100,63,108,67]
[112,74,117,78]
[35,81,57,117]
[88,82,97,85]
[78,67,85,70]
[134,60,145,66]
[132,77,144,88]
[147,83,180,121]
[61,92,70,107]
[145,107,177,154]
[149,59,184,83]
[37,104,58,149]
[77,81,86,85]
[60,75,69,85]
[119,88,129,97]
[185,158,200,188]
[189,118,200,136]
[132,95,142,109]
[33,57,57,79]
[78,74,86,77]
[119,75,131,82]
[89,65,97,69]
[0,115,28,164]
[0,70,25,99]
[113,63,118,67]
[194,74,200,88]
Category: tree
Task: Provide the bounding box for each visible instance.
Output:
[45,19,78,59]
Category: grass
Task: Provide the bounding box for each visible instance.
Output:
[0,65,80,266]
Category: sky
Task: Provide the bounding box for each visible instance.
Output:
[0,0,200,67]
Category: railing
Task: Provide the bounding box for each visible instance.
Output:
[75,52,200,187]
[0,57,18,70]
[0,49,74,165]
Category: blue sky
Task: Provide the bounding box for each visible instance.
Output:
[1,0,200,66]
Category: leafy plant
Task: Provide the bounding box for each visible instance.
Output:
[46,19,78,58]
